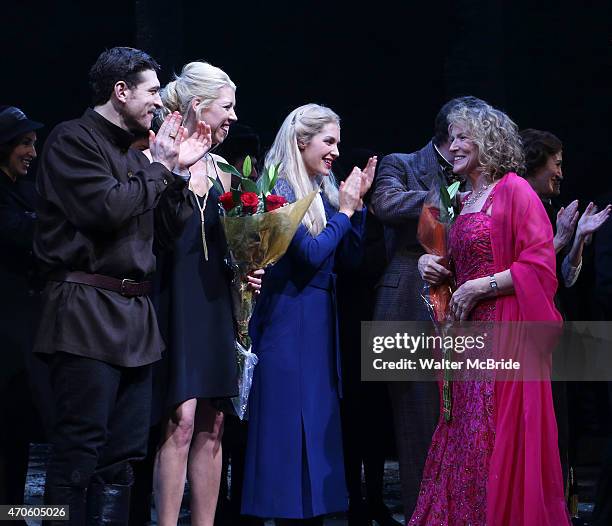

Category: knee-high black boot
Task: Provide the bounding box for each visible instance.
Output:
[43,485,87,526]
[86,483,130,526]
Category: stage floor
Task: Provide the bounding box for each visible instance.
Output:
[23,443,597,525]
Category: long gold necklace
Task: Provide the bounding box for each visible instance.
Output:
[193,190,209,261]
[190,154,217,261]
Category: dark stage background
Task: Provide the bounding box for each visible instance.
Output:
[2,0,610,199]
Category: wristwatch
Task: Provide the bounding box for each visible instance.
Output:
[489,274,499,295]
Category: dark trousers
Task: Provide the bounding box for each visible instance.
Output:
[217,415,265,525]
[340,381,391,512]
[0,371,32,506]
[128,427,159,526]
[45,352,152,491]
[388,381,439,519]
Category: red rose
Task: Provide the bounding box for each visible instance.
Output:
[219,191,235,212]
[265,194,288,212]
[240,192,260,214]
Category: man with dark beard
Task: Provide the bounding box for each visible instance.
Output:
[34,47,210,525]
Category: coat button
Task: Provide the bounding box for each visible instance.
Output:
[163,179,168,185]
[127,171,133,178]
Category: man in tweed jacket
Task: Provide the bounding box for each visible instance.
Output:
[370,97,478,518]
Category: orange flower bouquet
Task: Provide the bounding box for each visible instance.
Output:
[417,180,460,421]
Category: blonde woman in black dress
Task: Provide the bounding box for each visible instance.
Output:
[153,61,261,526]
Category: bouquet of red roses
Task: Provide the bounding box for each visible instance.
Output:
[216,157,292,216]
[211,156,317,418]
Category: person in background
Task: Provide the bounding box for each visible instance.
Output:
[520,129,611,305]
[242,103,376,525]
[520,129,611,507]
[0,105,44,521]
[370,96,483,519]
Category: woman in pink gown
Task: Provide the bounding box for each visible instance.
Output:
[413,101,570,525]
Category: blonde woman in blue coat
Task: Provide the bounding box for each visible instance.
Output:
[242,103,376,525]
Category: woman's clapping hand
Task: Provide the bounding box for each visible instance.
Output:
[338,168,363,218]
[554,200,579,251]
[576,202,612,239]
[359,156,377,197]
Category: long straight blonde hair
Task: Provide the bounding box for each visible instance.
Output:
[265,103,340,236]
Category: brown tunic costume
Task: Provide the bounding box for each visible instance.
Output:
[34,108,193,367]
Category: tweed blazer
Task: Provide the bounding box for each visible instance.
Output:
[370,141,441,321]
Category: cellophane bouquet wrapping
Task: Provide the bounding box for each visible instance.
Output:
[212,156,317,418]
[416,180,460,421]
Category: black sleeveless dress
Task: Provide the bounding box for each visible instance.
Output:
[153,182,238,417]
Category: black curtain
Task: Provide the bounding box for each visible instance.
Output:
[1,0,609,197]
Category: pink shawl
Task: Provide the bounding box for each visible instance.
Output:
[487,173,569,525]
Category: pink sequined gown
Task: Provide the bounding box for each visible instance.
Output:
[409,190,497,526]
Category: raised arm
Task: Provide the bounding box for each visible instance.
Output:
[153,121,213,252]
[288,169,363,269]
[153,179,194,253]
[567,202,612,266]
[44,131,174,232]
[289,215,352,269]
[42,112,210,233]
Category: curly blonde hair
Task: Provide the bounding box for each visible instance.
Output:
[448,102,524,180]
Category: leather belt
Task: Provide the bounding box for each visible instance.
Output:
[49,271,152,297]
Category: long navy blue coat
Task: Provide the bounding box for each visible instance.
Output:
[242,180,365,519]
